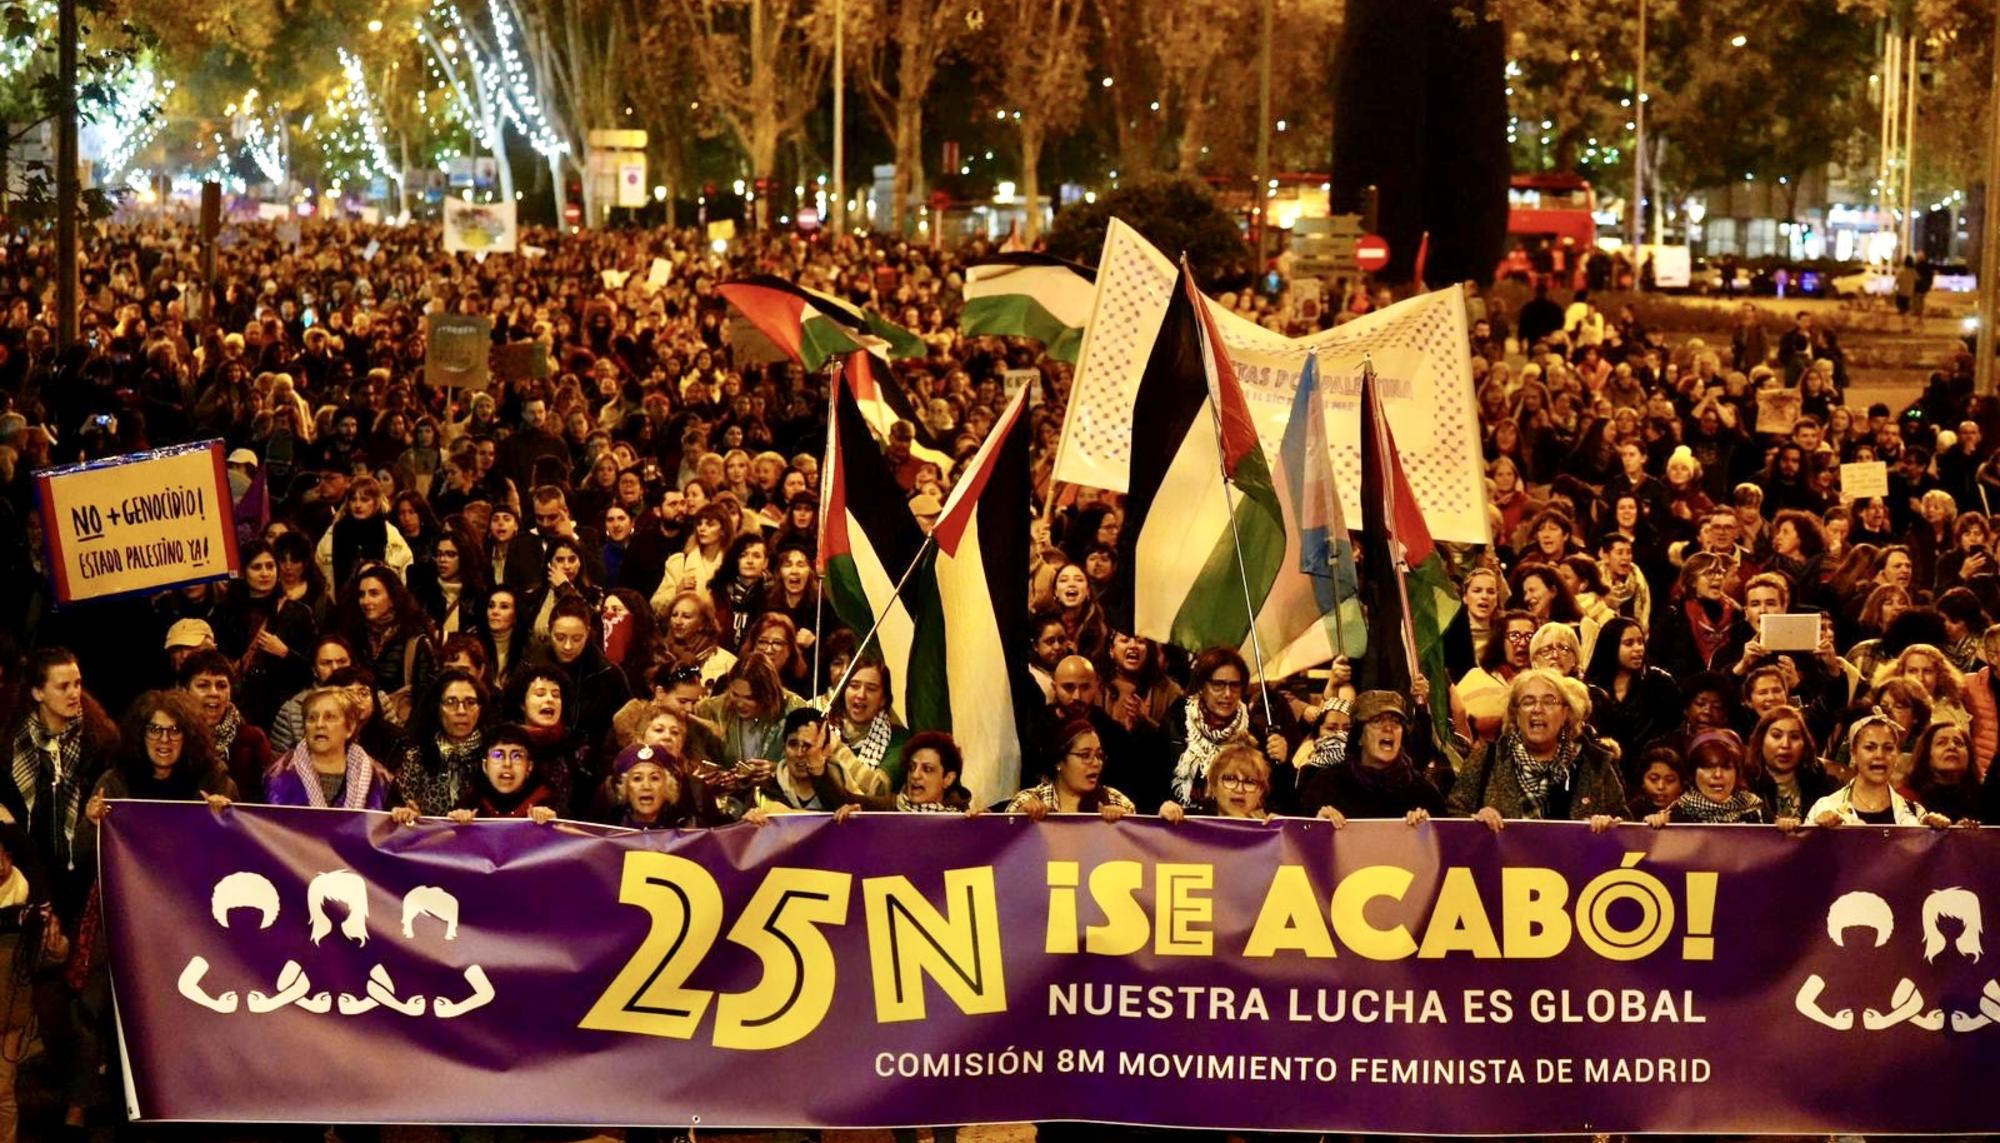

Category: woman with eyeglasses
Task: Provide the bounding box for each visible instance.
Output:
[409,521,489,638]
[1163,647,1288,809]
[1159,744,1280,822]
[83,691,235,830]
[1456,609,1538,743]
[1652,551,1741,678]
[396,669,490,816]
[1448,668,1624,831]
[446,724,561,824]
[741,612,811,696]
[262,686,393,810]
[1009,720,1135,821]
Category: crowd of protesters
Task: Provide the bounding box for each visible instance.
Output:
[0,211,1987,1138]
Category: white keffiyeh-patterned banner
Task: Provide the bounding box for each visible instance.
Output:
[1053,218,1491,545]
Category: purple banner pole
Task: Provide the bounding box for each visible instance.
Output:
[100,802,2000,1133]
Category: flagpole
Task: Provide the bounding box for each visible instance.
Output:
[825,532,937,708]
[1204,386,1277,730]
[813,359,845,694]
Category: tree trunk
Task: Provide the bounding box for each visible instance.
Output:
[1020,124,1045,242]
[892,100,923,235]
[1177,101,1206,173]
[554,153,574,227]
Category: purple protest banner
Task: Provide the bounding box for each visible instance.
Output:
[101,802,1999,1133]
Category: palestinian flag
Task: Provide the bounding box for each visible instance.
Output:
[717,274,941,430]
[863,308,928,361]
[841,350,955,475]
[960,253,1097,364]
[1260,352,1367,678]
[1108,264,1285,656]
[1355,364,1460,737]
[818,367,948,732]
[929,385,1037,803]
[717,277,871,372]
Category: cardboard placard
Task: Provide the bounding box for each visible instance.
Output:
[1761,613,1822,653]
[646,257,671,292]
[1756,388,1802,435]
[1003,367,1042,407]
[1840,460,1889,501]
[494,341,551,383]
[35,441,240,604]
[442,198,518,253]
[425,313,494,390]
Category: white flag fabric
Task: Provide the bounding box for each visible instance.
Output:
[1052,218,1491,545]
[442,199,519,254]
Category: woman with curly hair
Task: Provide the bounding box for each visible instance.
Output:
[84,690,234,821]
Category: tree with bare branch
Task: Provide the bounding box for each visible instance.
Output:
[990,0,1087,241]
[666,0,830,227]
[847,0,975,234]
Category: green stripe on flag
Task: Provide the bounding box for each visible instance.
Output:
[799,316,866,372]
[960,296,1087,364]
[1169,453,1286,654]
[864,309,928,361]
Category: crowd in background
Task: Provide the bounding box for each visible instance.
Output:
[0,214,1987,1138]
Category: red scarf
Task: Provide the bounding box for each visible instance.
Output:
[1684,598,1737,668]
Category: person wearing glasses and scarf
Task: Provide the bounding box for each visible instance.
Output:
[1010,720,1136,820]
[1448,668,1625,831]
[1159,743,1280,822]
[1163,647,1286,809]
[263,687,393,810]
[396,669,491,816]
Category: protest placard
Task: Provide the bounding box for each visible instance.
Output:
[425,313,494,390]
[1756,388,1802,435]
[1002,367,1042,407]
[35,441,238,604]
[1840,460,1889,500]
[494,340,551,383]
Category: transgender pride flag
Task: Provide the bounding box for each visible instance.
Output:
[1287,354,1365,661]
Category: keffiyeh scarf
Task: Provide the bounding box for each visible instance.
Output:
[1504,730,1580,819]
[1172,700,1249,804]
[282,742,377,809]
[13,716,83,870]
[1670,788,1764,823]
[846,713,897,770]
[895,794,963,814]
[211,704,243,758]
